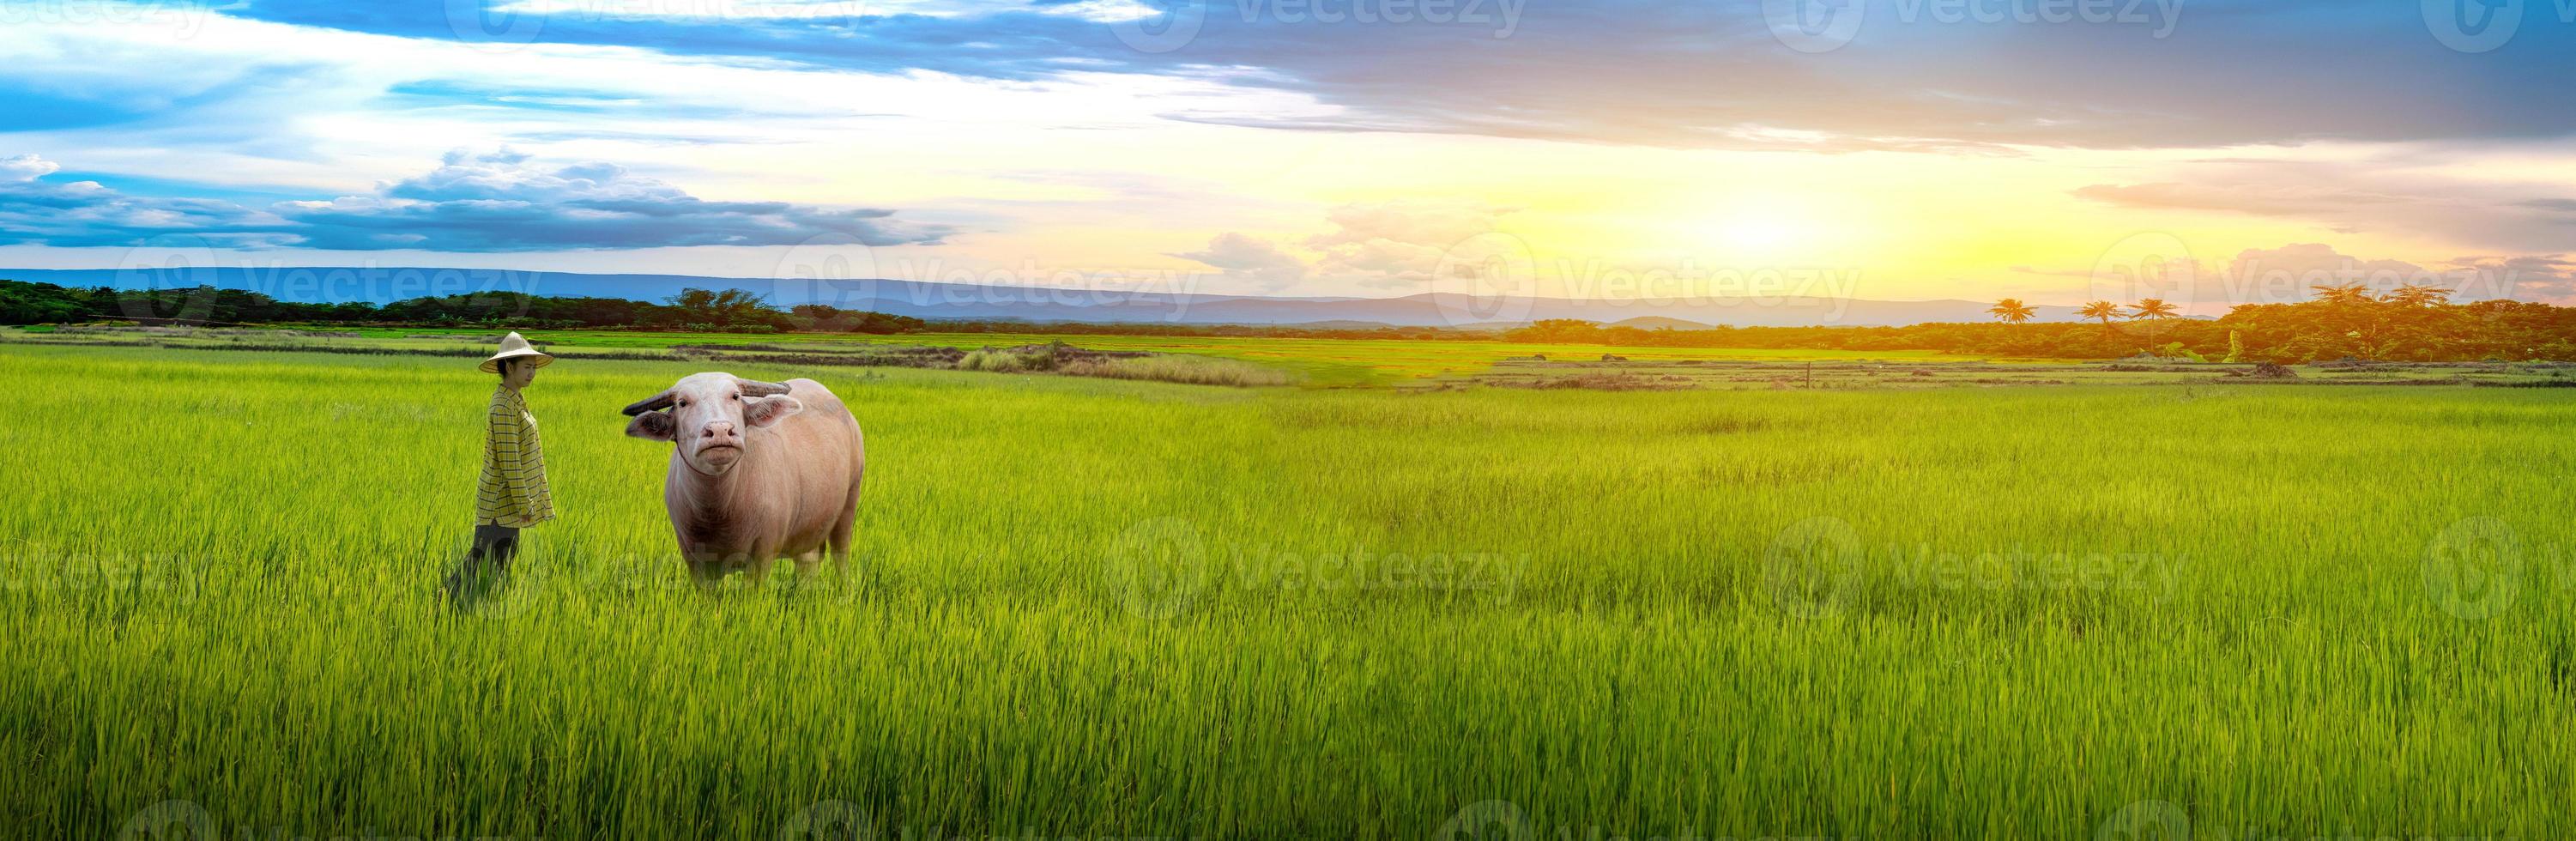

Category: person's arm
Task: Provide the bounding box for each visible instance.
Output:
[489,396,540,526]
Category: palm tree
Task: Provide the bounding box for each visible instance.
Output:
[1988,298,2035,324]
[2387,283,2452,307]
[2312,282,2373,306]
[2077,300,2124,327]
[2128,299,2180,320]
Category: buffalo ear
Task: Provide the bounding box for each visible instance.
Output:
[743,396,803,429]
[626,410,676,441]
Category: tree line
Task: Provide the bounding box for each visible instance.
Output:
[7,277,2572,361]
[0,281,924,334]
[1514,287,2576,362]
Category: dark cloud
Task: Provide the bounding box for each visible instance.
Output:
[0,149,949,251]
[0,154,296,247]
[218,0,2576,151]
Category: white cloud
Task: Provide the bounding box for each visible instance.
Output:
[1304,201,1516,288]
[2074,152,2576,254]
[1168,232,1306,289]
[0,154,59,182]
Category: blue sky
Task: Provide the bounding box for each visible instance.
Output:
[0,0,2571,305]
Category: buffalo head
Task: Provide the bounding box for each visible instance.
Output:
[622,373,803,475]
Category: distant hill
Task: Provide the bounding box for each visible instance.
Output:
[1281,320,1402,330]
[2,266,2109,329]
[1608,316,1716,330]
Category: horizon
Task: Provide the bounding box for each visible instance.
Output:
[3,2,2573,317]
[3,263,2239,330]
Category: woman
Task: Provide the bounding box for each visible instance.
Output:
[446,332,554,604]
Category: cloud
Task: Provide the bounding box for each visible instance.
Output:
[0,155,296,248]
[216,0,2576,153]
[2212,243,2576,306]
[2443,254,2576,304]
[1168,232,1306,290]
[2222,244,2449,303]
[2014,241,2571,309]
[0,150,950,251]
[2075,155,2576,254]
[1304,201,1516,289]
[2071,182,2403,219]
[0,154,60,182]
[1165,203,1531,293]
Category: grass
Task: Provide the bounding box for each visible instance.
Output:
[3,341,2573,839]
[318,326,1980,387]
[1061,355,1299,387]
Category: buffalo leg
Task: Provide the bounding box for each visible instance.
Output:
[827,517,855,574]
[686,560,726,592]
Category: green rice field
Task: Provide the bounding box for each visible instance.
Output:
[3,334,2572,839]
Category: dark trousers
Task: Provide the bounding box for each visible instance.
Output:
[469,524,521,574]
[443,524,521,607]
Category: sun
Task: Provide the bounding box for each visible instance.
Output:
[1691,202,1822,265]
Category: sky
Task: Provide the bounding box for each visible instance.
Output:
[1,0,2573,311]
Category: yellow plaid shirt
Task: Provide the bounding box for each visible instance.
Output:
[476,385,555,527]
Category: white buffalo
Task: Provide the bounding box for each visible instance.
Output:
[621,373,865,584]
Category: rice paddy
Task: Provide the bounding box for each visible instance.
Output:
[3,335,2572,839]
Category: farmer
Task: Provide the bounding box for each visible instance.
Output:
[445,332,555,604]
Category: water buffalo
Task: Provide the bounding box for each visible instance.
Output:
[621,373,865,584]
